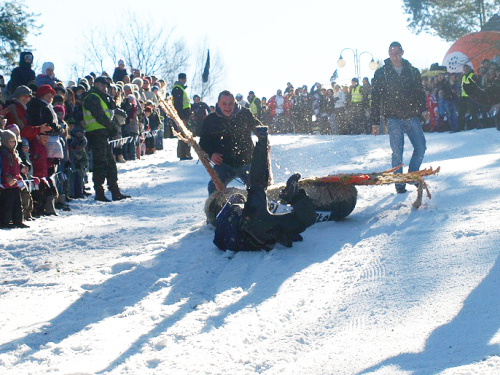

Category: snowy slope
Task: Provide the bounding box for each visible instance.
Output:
[1,129,500,375]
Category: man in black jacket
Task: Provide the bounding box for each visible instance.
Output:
[83,76,130,202]
[112,59,128,83]
[463,72,500,131]
[191,94,209,137]
[370,41,429,194]
[200,90,261,195]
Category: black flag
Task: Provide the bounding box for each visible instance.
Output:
[330,69,338,83]
[202,50,210,83]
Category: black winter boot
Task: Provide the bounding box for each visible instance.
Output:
[95,186,111,202]
[109,185,131,201]
[279,173,301,203]
[255,126,269,143]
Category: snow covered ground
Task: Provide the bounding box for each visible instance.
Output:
[1,129,500,375]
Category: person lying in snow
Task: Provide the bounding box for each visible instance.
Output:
[213,126,317,251]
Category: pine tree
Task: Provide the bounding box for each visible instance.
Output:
[403,0,500,42]
[0,0,40,72]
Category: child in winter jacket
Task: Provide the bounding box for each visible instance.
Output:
[53,105,71,211]
[68,125,89,198]
[426,90,438,132]
[6,124,35,221]
[19,138,35,220]
[31,134,58,216]
[0,129,29,228]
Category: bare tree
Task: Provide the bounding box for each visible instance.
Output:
[76,12,190,83]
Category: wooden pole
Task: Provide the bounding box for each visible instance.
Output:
[158,98,226,192]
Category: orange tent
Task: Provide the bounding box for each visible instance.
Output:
[442,31,500,73]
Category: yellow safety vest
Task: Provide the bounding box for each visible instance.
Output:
[83,92,111,132]
[351,85,362,103]
[249,97,259,116]
[461,72,474,97]
[173,84,191,109]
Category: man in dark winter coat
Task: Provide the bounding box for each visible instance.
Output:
[112,60,128,83]
[7,52,36,96]
[191,94,209,137]
[370,41,429,194]
[172,73,193,160]
[463,72,500,130]
[214,126,317,251]
[83,76,130,202]
[200,90,261,195]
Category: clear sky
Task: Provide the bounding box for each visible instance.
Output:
[23,0,452,103]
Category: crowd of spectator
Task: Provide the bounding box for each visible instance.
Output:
[0,53,197,228]
[237,81,373,136]
[245,60,500,135]
[421,59,500,133]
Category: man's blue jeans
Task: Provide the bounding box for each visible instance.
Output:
[208,163,251,195]
[445,100,459,132]
[387,117,426,190]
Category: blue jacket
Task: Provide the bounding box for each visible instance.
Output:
[214,201,261,251]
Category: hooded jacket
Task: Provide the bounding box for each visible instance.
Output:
[199,104,259,168]
[370,58,427,123]
[7,52,36,95]
[0,131,22,188]
[35,62,57,88]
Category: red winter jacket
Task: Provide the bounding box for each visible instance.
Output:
[1,146,22,188]
[5,100,28,129]
[267,95,291,117]
[30,139,49,178]
[5,101,46,148]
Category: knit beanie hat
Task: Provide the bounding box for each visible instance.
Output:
[53,105,66,116]
[13,85,32,98]
[78,78,90,91]
[126,94,136,105]
[1,129,16,148]
[5,124,21,141]
[132,77,143,86]
[36,84,56,98]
